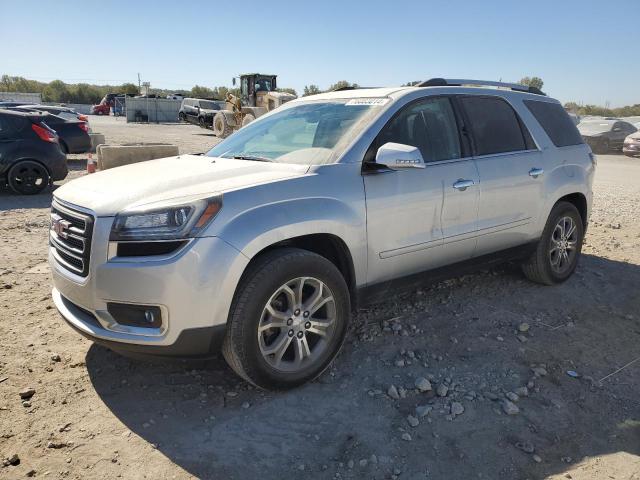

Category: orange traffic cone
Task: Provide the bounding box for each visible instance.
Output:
[87,153,96,174]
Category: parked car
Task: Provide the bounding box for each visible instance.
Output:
[623,131,640,157]
[578,119,638,153]
[18,104,88,123]
[8,108,91,154]
[167,93,184,100]
[50,79,594,389]
[91,103,111,115]
[179,98,226,128]
[0,109,68,194]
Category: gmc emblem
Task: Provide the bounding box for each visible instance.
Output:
[51,214,72,239]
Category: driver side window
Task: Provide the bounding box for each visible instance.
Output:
[375,97,462,163]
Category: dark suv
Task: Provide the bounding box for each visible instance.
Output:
[0,110,68,194]
[178,98,225,128]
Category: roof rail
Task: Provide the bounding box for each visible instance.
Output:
[417,78,546,96]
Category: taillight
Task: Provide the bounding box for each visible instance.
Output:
[77,122,89,133]
[78,114,88,122]
[32,123,58,143]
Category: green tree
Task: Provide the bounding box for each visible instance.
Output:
[120,83,139,95]
[327,80,359,91]
[519,76,544,91]
[303,84,322,96]
[190,85,216,99]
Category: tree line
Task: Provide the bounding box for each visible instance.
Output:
[3,74,638,116]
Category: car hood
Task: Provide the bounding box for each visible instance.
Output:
[54,155,309,216]
[626,132,640,141]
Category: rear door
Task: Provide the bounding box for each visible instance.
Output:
[459,95,543,256]
[363,96,479,284]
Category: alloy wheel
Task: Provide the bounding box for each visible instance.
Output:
[258,276,337,373]
[549,216,578,274]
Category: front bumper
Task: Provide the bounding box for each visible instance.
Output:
[623,144,640,157]
[50,212,249,356]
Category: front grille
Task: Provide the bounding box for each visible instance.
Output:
[50,200,94,277]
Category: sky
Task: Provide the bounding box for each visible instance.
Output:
[1,0,638,107]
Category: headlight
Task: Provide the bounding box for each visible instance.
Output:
[110,194,222,241]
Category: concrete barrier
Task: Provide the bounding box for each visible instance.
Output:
[89,133,106,153]
[97,143,179,170]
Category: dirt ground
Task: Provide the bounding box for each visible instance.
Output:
[1,116,639,479]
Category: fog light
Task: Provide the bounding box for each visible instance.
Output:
[107,303,162,329]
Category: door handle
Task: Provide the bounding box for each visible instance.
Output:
[452,179,475,191]
[529,167,544,178]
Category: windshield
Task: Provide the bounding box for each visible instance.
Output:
[206,100,385,165]
[578,121,613,134]
[200,101,221,110]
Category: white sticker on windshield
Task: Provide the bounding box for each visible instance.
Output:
[345,98,389,106]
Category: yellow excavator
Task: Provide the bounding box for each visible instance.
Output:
[212,73,296,138]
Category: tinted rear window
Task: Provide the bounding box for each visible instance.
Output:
[460,97,527,155]
[524,100,583,147]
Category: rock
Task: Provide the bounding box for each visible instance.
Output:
[394,359,406,367]
[401,432,412,441]
[516,334,528,343]
[437,384,449,397]
[406,415,419,427]
[484,391,499,401]
[515,441,535,453]
[515,386,529,397]
[47,441,67,449]
[3,453,19,466]
[387,385,400,400]
[415,405,433,417]
[414,377,432,392]
[533,454,542,463]
[347,459,354,469]
[19,387,36,400]
[241,402,250,409]
[450,402,464,416]
[531,367,547,377]
[359,459,368,467]
[505,392,520,402]
[51,354,61,362]
[518,323,530,333]
[22,400,32,407]
[502,400,520,415]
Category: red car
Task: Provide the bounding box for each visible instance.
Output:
[91,102,111,115]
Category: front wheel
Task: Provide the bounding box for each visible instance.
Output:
[212,112,233,138]
[522,201,584,285]
[222,248,350,389]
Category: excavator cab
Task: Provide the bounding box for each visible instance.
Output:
[239,74,278,107]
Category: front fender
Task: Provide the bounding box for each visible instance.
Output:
[214,197,367,286]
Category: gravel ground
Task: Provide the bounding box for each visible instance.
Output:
[1,116,639,479]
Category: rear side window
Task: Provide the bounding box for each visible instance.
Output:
[460,96,528,155]
[524,100,584,147]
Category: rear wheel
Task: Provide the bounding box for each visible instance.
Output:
[7,160,50,195]
[522,201,584,285]
[198,116,206,128]
[222,248,350,389]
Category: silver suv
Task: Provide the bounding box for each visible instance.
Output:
[49,78,595,389]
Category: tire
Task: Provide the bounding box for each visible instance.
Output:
[521,201,584,285]
[179,112,185,122]
[7,160,50,195]
[198,116,206,129]
[212,112,233,138]
[222,248,351,389]
[241,114,255,128]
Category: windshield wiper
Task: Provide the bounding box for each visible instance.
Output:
[229,154,272,162]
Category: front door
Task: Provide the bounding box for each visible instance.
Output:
[363,96,479,285]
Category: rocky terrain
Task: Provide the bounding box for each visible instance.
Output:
[0,118,638,479]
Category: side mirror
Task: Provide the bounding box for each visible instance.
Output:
[375,142,425,170]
